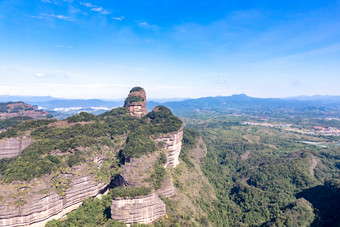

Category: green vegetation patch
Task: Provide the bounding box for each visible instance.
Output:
[0,109,142,183]
[0,119,56,139]
[124,95,144,105]
[146,105,182,134]
[0,116,33,129]
[147,153,167,190]
[110,186,151,199]
[123,127,157,158]
[66,112,97,122]
[180,128,199,168]
[129,86,144,93]
[46,194,126,227]
[123,106,182,158]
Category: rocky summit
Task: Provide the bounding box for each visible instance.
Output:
[124,87,147,118]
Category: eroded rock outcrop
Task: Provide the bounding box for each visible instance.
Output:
[111,193,166,224]
[124,87,147,118]
[155,126,183,168]
[0,176,106,227]
[0,102,51,120]
[0,136,32,160]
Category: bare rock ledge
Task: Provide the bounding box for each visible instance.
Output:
[111,193,166,224]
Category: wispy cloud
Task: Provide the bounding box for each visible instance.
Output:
[41,0,73,5]
[79,1,95,7]
[79,1,111,15]
[31,13,74,21]
[138,22,159,31]
[112,16,124,21]
[91,7,110,15]
[212,73,228,84]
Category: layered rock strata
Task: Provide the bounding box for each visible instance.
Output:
[111,193,166,224]
[155,126,183,168]
[0,136,32,160]
[0,176,106,227]
[124,87,147,117]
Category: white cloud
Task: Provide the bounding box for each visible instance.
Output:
[80,1,111,15]
[41,0,73,5]
[138,22,159,31]
[91,7,102,12]
[51,14,73,20]
[79,1,96,8]
[31,13,74,21]
[35,73,46,78]
[30,15,44,19]
[112,16,124,21]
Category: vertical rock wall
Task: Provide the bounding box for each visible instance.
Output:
[0,136,32,160]
[155,126,183,168]
[111,193,166,224]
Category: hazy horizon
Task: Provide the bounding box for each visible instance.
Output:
[1,93,340,103]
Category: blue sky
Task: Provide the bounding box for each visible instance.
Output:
[0,0,339,99]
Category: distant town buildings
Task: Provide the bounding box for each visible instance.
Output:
[242,121,340,136]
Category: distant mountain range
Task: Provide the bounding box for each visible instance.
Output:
[1,94,340,119]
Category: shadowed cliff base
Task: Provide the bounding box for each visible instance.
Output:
[296,180,340,227]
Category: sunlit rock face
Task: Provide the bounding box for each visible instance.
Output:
[111,193,166,224]
[155,126,183,168]
[124,87,147,118]
[0,136,32,160]
[0,176,106,227]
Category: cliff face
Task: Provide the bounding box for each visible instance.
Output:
[0,172,106,226]
[0,136,32,160]
[155,126,183,168]
[124,87,147,117]
[111,193,166,224]
[0,176,106,227]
